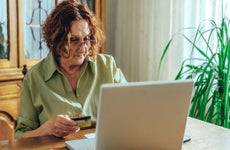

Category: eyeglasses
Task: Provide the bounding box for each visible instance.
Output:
[70,39,94,49]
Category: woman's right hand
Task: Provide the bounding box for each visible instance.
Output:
[22,115,80,138]
[48,114,80,137]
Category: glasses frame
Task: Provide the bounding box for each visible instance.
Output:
[70,39,94,50]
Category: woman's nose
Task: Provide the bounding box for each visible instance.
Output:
[75,44,86,54]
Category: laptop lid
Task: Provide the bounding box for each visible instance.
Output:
[95,80,194,150]
[65,80,194,150]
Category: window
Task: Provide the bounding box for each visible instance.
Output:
[0,0,8,59]
[24,0,55,59]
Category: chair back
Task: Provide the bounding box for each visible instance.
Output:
[0,111,16,141]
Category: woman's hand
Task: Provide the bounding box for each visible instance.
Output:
[22,115,80,138]
[48,115,80,137]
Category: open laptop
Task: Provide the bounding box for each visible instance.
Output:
[65,80,194,150]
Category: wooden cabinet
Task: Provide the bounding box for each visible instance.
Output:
[0,0,105,140]
[0,2,23,138]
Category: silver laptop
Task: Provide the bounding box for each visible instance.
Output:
[65,80,194,150]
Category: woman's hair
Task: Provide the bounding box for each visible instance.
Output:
[42,0,104,59]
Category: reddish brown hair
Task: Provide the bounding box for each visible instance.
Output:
[42,0,104,59]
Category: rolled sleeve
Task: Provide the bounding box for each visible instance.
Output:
[15,116,39,139]
[15,76,40,139]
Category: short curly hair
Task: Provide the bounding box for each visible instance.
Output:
[42,0,104,59]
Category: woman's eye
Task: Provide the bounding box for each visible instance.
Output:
[70,38,78,42]
[70,39,80,44]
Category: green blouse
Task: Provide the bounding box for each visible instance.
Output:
[15,53,127,139]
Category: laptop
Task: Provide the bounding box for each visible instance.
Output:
[65,80,194,150]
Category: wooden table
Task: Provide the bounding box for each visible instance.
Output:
[0,128,95,150]
[182,117,230,150]
[1,117,230,150]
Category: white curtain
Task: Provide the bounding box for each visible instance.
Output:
[106,0,229,82]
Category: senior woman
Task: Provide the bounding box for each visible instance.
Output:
[15,0,127,139]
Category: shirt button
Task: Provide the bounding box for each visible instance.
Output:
[77,94,80,98]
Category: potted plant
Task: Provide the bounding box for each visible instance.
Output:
[158,10,230,128]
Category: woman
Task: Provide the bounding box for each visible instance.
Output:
[15,0,127,139]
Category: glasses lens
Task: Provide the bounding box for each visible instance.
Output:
[70,40,92,49]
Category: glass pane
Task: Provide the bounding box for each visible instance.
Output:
[0,0,8,59]
[24,0,55,59]
[80,0,95,12]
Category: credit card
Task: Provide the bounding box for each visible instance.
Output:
[71,116,92,129]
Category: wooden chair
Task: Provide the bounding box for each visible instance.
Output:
[0,111,16,141]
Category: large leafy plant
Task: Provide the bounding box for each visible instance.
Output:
[158,15,230,128]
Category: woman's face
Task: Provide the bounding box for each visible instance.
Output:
[60,19,91,68]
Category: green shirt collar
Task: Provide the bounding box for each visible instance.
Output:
[44,53,58,81]
[44,53,95,81]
